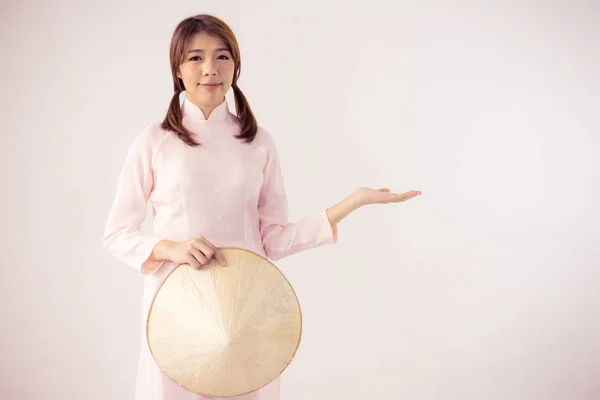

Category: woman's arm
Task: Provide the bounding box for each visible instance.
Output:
[102,126,167,274]
[255,127,422,261]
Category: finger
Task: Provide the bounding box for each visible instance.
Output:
[396,193,414,202]
[214,247,227,267]
[198,238,227,266]
[185,255,201,270]
[375,190,420,204]
[194,239,215,261]
[190,248,208,267]
[395,191,420,201]
[379,192,410,203]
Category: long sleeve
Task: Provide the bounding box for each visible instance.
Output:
[102,127,166,274]
[256,129,337,261]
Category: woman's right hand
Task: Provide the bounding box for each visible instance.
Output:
[151,237,227,269]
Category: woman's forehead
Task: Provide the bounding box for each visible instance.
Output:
[187,32,228,50]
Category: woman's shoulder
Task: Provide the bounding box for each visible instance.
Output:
[129,122,175,151]
[251,125,279,152]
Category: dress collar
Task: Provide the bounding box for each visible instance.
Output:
[181,95,231,123]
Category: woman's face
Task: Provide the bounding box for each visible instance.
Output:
[177,32,235,111]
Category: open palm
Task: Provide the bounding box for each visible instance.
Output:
[353,187,422,206]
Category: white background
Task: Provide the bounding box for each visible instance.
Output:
[1,0,599,399]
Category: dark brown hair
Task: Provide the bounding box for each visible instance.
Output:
[160,14,258,146]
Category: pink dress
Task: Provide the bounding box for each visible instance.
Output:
[102,96,337,400]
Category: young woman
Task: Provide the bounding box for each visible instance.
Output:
[102,13,421,400]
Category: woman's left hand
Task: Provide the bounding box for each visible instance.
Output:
[326,187,422,233]
[351,187,422,207]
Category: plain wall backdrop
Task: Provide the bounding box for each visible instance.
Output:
[1,0,599,399]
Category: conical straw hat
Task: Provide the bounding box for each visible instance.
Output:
[146,247,303,398]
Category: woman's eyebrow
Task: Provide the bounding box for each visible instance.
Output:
[187,48,230,54]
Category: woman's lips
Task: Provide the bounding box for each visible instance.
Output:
[198,83,222,91]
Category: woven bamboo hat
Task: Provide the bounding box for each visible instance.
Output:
[146,247,302,398]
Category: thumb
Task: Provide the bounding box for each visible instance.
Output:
[215,248,228,266]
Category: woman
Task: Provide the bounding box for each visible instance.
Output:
[102,13,421,400]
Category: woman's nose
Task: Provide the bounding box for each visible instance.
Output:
[203,61,218,75]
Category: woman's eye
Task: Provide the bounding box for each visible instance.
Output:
[188,55,230,62]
